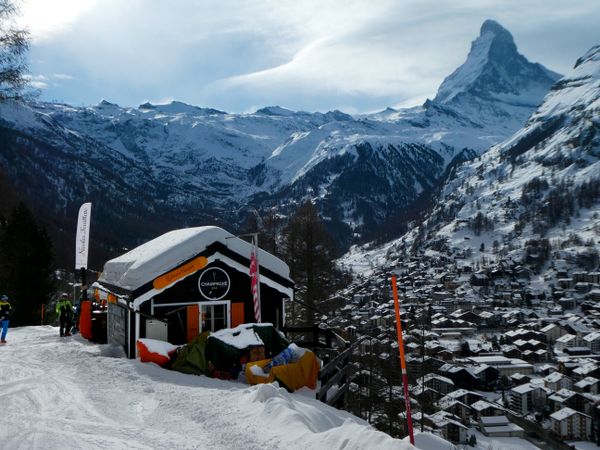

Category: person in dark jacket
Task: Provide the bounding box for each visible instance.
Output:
[56,294,73,337]
[0,295,11,344]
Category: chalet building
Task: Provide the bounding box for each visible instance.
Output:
[438,364,481,390]
[472,365,501,389]
[562,321,591,337]
[96,226,293,358]
[470,273,489,287]
[544,371,573,391]
[590,289,600,302]
[548,389,594,415]
[540,323,566,343]
[479,416,524,438]
[437,398,472,425]
[423,374,455,395]
[510,373,531,385]
[470,400,505,420]
[574,377,600,395]
[411,385,443,405]
[441,389,484,406]
[426,411,469,444]
[555,334,581,352]
[510,383,547,415]
[558,278,575,290]
[468,356,533,376]
[572,362,600,381]
[550,407,592,440]
[588,272,600,284]
[583,332,600,353]
[451,310,482,324]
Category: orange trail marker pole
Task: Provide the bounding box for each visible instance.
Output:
[41,304,44,325]
[392,275,414,445]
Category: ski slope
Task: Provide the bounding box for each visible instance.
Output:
[0,326,413,450]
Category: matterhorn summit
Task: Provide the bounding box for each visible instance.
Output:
[432,19,561,128]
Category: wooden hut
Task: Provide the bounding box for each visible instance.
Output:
[95,226,294,358]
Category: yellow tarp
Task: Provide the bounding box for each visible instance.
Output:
[245,350,320,391]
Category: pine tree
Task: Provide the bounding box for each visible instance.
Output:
[283,200,336,326]
[0,202,55,325]
[0,0,31,101]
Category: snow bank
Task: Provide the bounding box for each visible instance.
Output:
[1,326,413,450]
[403,432,453,450]
[242,383,414,450]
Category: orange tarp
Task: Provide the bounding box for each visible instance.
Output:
[245,350,320,391]
[79,300,92,340]
[136,340,177,367]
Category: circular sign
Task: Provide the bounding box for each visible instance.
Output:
[198,267,230,300]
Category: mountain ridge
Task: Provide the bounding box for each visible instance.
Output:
[0,20,563,265]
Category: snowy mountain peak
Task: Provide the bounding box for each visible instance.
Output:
[255,105,297,116]
[479,19,513,42]
[434,20,561,106]
[573,44,600,73]
[138,100,226,115]
[97,99,118,107]
[528,44,599,124]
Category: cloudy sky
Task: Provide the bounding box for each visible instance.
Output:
[19,0,600,113]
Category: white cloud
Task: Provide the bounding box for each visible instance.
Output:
[19,0,97,41]
[52,73,76,81]
[24,74,49,89]
[22,0,600,112]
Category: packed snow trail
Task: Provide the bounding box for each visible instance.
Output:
[0,326,413,450]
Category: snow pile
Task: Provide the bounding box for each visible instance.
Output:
[243,383,414,450]
[209,322,273,349]
[0,326,414,450]
[403,432,453,450]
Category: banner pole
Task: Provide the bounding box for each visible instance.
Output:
[392,275,415,445]
[254,233,261,321]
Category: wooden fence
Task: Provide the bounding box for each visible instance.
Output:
[282,326,367,408]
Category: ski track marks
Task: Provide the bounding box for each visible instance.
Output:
[0,327,286,450]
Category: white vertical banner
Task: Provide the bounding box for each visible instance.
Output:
[75,202,92,270]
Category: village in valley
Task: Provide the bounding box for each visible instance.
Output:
[327,246,600,448]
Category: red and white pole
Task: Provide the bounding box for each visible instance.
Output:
[392,275,414,445]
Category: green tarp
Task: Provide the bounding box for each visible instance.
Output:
[171,324,289,377]
[171,332,211,375]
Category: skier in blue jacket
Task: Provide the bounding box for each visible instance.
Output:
[0,295,12,344]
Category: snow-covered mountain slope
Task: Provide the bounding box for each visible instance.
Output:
[343,45,600,274]
[0,20,559,258]
[0,326,413,450]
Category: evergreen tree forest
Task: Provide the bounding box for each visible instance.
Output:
[0,202,55,325]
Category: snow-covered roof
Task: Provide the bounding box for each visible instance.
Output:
[551,407,589,421]
[556,334,576,343]
[480,415,509,426]
[99,226,291,292]
[471,400,504,412]
[511,383,538,394]
[583,331,600,342]
[574,376,599,388]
